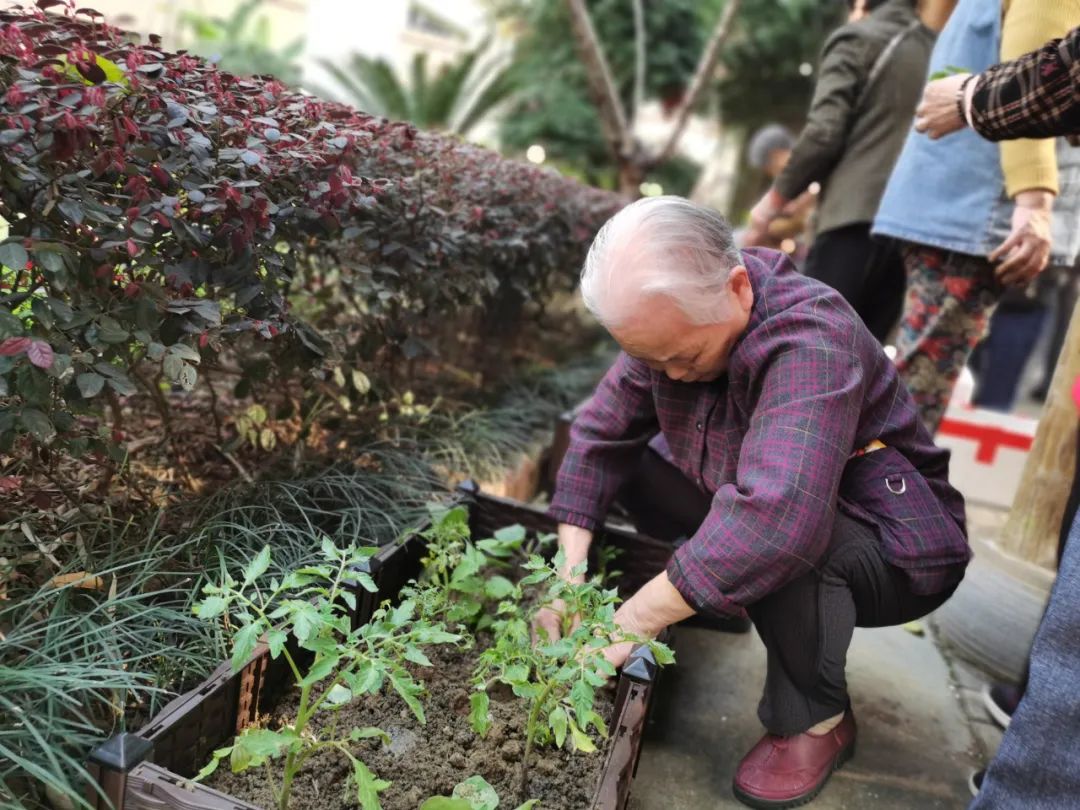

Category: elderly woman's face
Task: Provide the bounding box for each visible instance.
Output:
[609,266,753,383]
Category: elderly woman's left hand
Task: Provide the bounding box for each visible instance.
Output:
[914,73,971,139]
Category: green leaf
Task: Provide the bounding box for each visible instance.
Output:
[341,590,357,611]
[503,663,529,684]
[587,711,608,739]
[19,409,55,444]
[266,628,287,659]
[0,241,28,271]
[571,679,593,724]
[452,775,499,810]
[390,599,415,626]
[518,569,550,587]
[325,684,353,706]
[301,654,340,687]
[230,728,295,772]
[163,354,183,382]
[469,691,491,736]
[419,800,472,810]
[404,646,432,667]
[351,570,378,593]
[96,316,129,344]
[567,716,596,753]
[76,373,105,399]
[292,602,321,642]
[549,705,568,748]
[195,595,228,620]
[243,546,272,585]
[649,641,676,666]
[349,726,390,744]
[349,661,383,694]
[0,310,22,340]
[194,746,231,781]
[484,576,515,600]
[179,363,198,390]
[351,757,391,810]
[231,621,263,672]
[389,670,426,724]
[169,342,201,362]
[493,524,526,543]
[512,802,540,810]
[321,536,342,560]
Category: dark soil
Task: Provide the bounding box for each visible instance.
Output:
[206,644,617,810]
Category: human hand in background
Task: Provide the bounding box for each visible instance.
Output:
[744,188,788,247]
[914,73,973,139]
[991,189,1053,286]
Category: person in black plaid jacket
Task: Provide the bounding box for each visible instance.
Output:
[916,25,1080,141]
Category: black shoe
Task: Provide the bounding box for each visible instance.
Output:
[982,683,1022,729]
[969,769,985,798]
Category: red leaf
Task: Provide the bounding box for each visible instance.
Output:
[0,476,21,493]
[0,337,31,357]
[124,282,140,298]
[27,340,54,369]
[126,239,140,257]
[150,164,171,189]
[198,332,209,348]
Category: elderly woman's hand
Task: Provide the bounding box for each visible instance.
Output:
[914,73,972,139]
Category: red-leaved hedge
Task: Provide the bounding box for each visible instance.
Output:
[0,0,620,458]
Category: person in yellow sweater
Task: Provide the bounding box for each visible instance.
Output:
[871,0,1080,434]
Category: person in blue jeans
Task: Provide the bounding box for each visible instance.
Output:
[914,25,1080,807]
[969,486,1080,808]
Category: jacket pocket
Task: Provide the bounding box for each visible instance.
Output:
[837,447,969,570]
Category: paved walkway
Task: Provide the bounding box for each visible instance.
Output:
[629,502,1019,809]
[630,619,981,809]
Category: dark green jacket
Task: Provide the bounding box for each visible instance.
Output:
[775,0,935,235]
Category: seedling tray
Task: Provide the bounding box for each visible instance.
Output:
[87,484,672,810]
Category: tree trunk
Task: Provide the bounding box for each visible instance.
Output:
[617,159,645,197]
[998,299,1080,570]
[564,0,632,161]
[652,0,741,167]
[565,0,742,194]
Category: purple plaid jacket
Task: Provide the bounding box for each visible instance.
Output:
[550,248,970,618]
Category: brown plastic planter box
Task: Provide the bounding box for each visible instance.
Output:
[86,484,671,810]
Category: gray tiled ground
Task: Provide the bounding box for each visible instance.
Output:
[629,621,981,809]
[628,504,1017,809]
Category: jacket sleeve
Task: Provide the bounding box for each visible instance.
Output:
[775,29,868,201]
[666,312,865,617]
[972,25,1080,141]
[997,0,1079,196]
[548,353,659,531]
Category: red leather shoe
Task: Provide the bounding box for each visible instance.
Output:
[732,712,856,808]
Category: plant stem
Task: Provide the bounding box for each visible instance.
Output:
[279,679,313,810]
[518,681,555,802]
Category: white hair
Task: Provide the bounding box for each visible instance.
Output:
[580,195,743,328]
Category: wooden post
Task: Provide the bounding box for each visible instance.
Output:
[998,300,1080,570]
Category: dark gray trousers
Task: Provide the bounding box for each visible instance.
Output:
[747,511,955,736]
[616,449,957,736]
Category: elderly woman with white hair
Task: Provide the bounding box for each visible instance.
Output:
[539,196,971,809]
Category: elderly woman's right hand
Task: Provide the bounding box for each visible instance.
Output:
[914,73,972,139]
